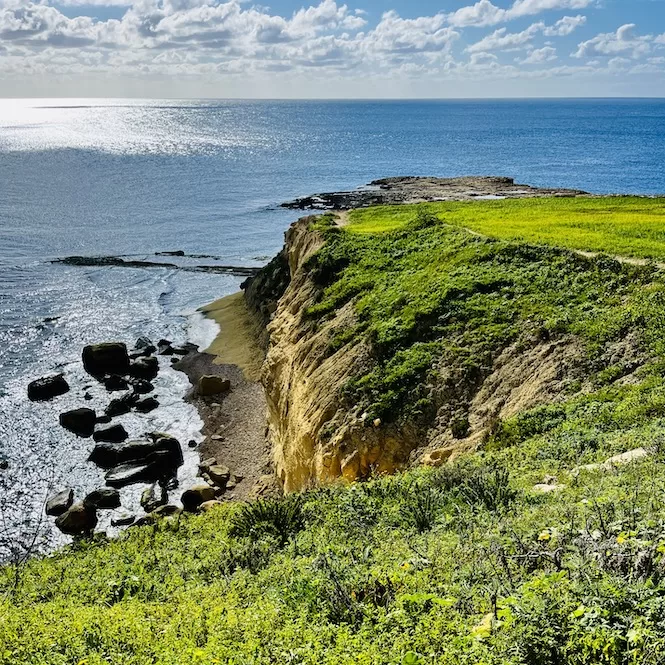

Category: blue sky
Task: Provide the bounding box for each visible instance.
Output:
[1,0,664,98]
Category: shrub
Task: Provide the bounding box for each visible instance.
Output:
[229,496,305,547]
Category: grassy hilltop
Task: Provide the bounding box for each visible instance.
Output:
[6,197,665,664]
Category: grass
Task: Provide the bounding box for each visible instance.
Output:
[347,197,665,261]
[8,197,665,663]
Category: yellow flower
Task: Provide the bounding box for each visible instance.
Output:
[617,534,627,545]
[538,530,551,541]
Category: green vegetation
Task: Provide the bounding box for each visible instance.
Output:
[307,202,664,426]
[347,196,665,261]
[8,197,665,663]
[6,448,665,664]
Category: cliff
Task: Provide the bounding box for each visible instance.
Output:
[243,185,660,493]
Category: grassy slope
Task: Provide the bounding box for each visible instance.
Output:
[6,198,665,664]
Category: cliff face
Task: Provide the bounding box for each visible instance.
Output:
[248,219,419,492]
[244,217,589,493]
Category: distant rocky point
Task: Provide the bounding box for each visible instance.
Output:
[282,175,588,210]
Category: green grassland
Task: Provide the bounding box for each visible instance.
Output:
[347,196,665,261]
[7,198,665,664]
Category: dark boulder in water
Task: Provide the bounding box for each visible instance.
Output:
[105,393,137,418]
[46,488,74,516]
[103,375,129,392]
[129,357,158,381]
[82,343,130,377]
[93,424,128,444]
[55,502,97,535]
[105,451,179,488]
[135,397,159,413]
[27,374,70,402]
[89,435,183,472]
[131,379,154,395]
[59,407,97,438]
[84,488,121,510]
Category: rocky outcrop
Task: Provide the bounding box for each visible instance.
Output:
[82,343,130,377]
[55,502,97,535]
[282,176,587,211]
[46,489,74,516]
[27,374,70,402]
[59,408,97,438]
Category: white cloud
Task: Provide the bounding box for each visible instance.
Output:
[447,0,593,28]
[543,14,586,36]
[466,22,544,53]
[519,46,557,63]
[574,24,653,59]
[466,15,585,53]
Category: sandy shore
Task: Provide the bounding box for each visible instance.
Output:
[174,292,278,500]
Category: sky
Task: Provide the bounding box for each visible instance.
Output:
[0,0,664,98]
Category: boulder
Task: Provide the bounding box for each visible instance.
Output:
[152,504,182,518]
[55,502,97,535]
[88,442,125,468]
[111,512,135,527]
[130,337,156,358]
[84,393,93,401]
[105,460,159,488]
[197,376,231,397]
[129,357,158,381]
[105,451,179,488]
[207,464,231,489]
[103,375,129,392]
[181,484,216,512]
[93,424,128,444]
[84,488,121,509]
[157,340,175,356]
[89,436,183,471]
[131,380,154,395]
[135,336,155,350]
[0,460,8,470]
[82,343,130,377]
[141,484,167,513]
[46,488,74,516]
[27,374,70,402]
[96,414,112,425]
[59,408,97,438]
[135,397,159,413]
[105,394,137,418]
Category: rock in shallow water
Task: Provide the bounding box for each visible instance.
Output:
[129,356,158,381]
[46,488,74,516]
[111,512,135,527]
[82,343,130,377]
[84,488,121,509]
[89,436,183,470]
[103,375,129,392]
[59,408,96,438]
[55,502,97,535]
[105,451,180,488]
[134,397,159,413]
[27,374,70,402]
[93,424,128,444]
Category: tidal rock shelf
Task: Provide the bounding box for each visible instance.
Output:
[53,254,260,277]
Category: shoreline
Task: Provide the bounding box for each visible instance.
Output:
[175,291,277,500]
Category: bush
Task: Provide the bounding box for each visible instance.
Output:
[229,496,305,547]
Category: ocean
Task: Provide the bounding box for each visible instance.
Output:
[1,97,664,551]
